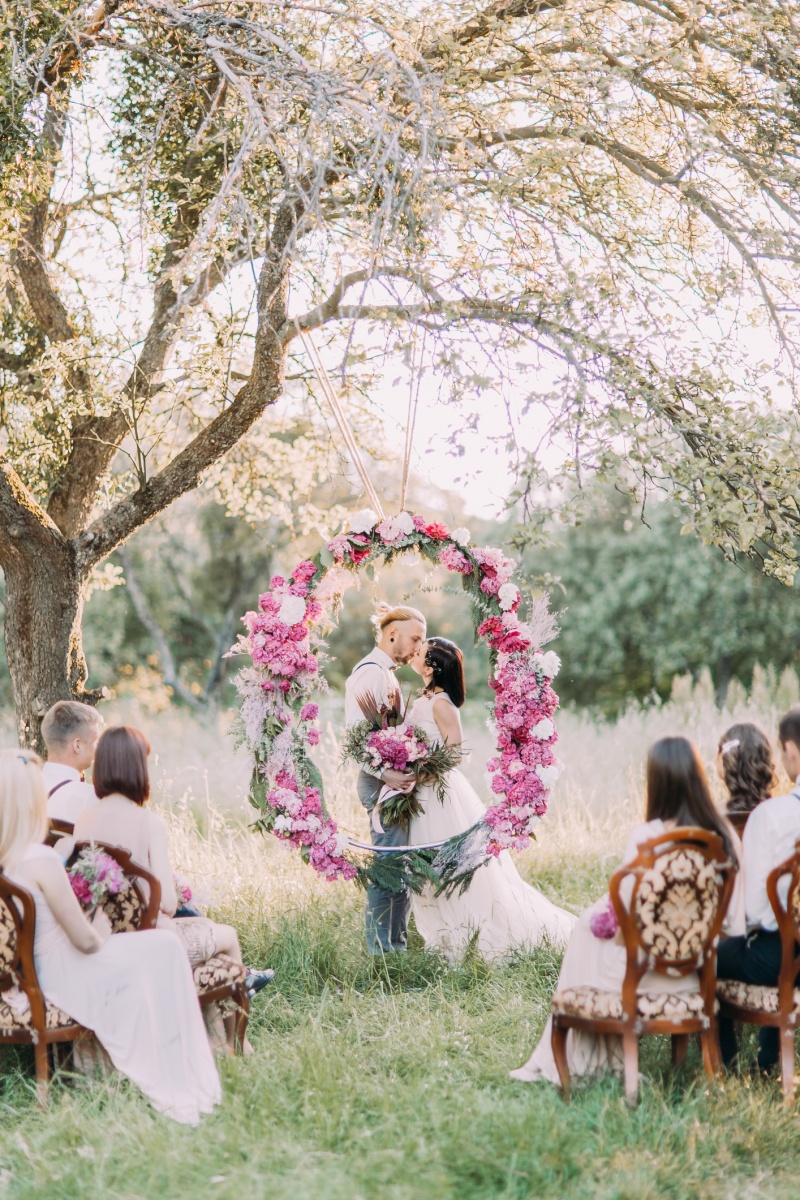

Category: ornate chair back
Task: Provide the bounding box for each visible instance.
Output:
[0,872,42,1021]
[766,840,800,1018]
[609,827,735,1025]
[69,842,161,932]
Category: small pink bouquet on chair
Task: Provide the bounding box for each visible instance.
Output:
[68,844,130,914]
[589,896,619,940]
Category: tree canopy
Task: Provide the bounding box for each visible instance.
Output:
[4,1,800,741]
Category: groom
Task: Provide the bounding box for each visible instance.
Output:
[345,604,427,954]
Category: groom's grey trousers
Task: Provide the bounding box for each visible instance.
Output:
[357,769,411,954]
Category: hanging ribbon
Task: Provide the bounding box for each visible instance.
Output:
[298,328,385,519]
[399,329,425,512]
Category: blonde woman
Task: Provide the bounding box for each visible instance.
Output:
[1,749,220,1124]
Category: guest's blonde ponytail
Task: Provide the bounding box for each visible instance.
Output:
[370,602,426,640]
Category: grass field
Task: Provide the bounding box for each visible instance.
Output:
[2,675,800,1199]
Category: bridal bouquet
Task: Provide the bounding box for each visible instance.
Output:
[68,845,130,914]
[342,693,462,828]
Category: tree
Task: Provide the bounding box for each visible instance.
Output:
[4,2,800,746]
[522,491,800,715]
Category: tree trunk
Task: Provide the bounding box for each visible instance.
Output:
[2,543,98,752]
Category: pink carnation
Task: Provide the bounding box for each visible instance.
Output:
[70,874,93,906]
[327,535,350,561]
[412,514,427,531]
[439,544,472,574]
[307,729,320,746]
[300,703,319,721]
[293,560,318,584]
[424,522,449,540]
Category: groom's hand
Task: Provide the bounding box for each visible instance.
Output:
[381,768,415,794]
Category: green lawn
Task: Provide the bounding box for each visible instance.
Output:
[3,840,800,1200]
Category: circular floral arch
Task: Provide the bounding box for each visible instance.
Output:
[231,510,561,881]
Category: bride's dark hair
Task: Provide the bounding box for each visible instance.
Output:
[423,638,466,708]
[646,736,737,865]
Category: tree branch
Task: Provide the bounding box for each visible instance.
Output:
[0,457,65,568]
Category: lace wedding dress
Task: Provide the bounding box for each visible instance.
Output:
[407,694,576,961]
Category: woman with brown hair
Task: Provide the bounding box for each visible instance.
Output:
[509,736,743,1086]
[716,722,776,827]
[1,750,220,1123]
[73,727,273,1049]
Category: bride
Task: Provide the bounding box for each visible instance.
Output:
[406,637,576,960]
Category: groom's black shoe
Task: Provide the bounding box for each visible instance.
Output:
[245,968,275,998]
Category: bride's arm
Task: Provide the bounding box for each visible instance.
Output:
[432,696,463,747]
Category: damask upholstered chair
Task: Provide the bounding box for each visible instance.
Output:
[717,840,800,1103]
[551,828,735,1105]
[70,841,250,1052]
[0,871,89,1102]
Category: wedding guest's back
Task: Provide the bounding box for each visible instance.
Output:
[75,725,274,1035]
[74,725,177,913]
[717,722,775,824]
[41,701,103,825]
[716,705,800,1073]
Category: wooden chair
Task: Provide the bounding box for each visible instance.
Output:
[717,840,800,1103]
[551,828,735,1105]
[726,811,750,842]
[0,871,89,1102]
[70,841,250,1051]
[45,818,74,849]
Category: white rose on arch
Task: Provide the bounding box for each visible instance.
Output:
[277,595,307,626]
[348,508,380,535]
[497,582,520,611]
[541,651,561,678]
[450,527,471,547]
[530,717,555,741]
[535,763,562,789]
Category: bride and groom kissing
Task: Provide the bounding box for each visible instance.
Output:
[344,603,575,959]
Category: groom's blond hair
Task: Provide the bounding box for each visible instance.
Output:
[371,602,426,639]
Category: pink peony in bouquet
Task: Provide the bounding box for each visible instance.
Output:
[68,845,130,913]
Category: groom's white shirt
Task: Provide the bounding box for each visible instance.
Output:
[42,762,97,824]
[741,777,800,932]
[344,646,399,728]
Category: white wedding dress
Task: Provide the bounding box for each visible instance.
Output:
[407,694,576,961]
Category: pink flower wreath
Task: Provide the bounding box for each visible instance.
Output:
[230,510,561,881]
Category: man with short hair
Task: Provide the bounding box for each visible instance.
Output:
[346,603,426,954]
[717,705,800,1072]
[41,700,104,825]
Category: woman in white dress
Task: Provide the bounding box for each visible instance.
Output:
[509,736,744,1086]
[1,749,221,1125]
[73,725,274,1048]
[406,638,576,961]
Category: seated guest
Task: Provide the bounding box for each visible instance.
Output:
[716,723,776,825]
[1,749,221,1124]
[41,701,104,825]
[717,706,800,1073]
[73,726,273,1033]
[510,736,742,1085]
